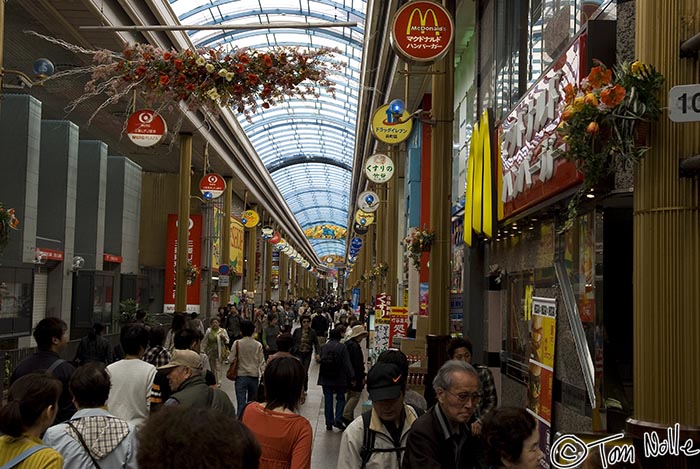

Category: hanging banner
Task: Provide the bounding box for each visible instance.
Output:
[212,207,223,269]
[230,217,244,276]
[527,296,557,468]
[164,214,202,313]
[374,293,392,323]
[419,282,429,316]
[389,306,410,348]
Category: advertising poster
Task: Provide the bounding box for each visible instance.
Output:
[375,293,392,321]
[449,293,464,334]
[230,217,244,275]
[271,251,279,289]
[212,206,223,268]
[374,324,390,353]
[419,283,429,316]
[527,296,557,467]
[351,288,360,310]
[389,306,409,348]
[164,214,202,313]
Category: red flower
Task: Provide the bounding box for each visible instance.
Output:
[159,75,170,86]
[239,54,250,65]
[185,83,196,91]
[247,73,259,85]
[262,102,270,109]
[224,55,231,62]
[233,84,243,94]
[143,53,152,61]
[124,49,132,59]
[600,84,626,107]
[135,66,147,76]
[176,74,187,84]
[587,66,612,89]
[163,52,172,61]
[263,54,273,67]
[174,59,184,69]
[235,64,245,74]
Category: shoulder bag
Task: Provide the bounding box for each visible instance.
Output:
[226,341,239,381]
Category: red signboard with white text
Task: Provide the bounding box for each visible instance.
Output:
[389,306,410,348]
[164,214,202,313]
[499,34,588,219]
[126,110,167,147]
[390,0,454,63]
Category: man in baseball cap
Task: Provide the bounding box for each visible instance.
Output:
[337,363,420,468]
[159,349,235,416]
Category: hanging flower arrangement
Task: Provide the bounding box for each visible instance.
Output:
[556,60,664,231]
[403,227,435,270]
[0,203,20,253]
[28,31,340,123]
[185,261,200,285]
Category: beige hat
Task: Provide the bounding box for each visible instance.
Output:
[158,349,202,371]
[348,324,368,341]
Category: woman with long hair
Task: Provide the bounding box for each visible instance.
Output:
[0,373,64,468]
[241,356,312,469]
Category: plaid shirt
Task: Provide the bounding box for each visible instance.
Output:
[476,365,497,420]
[142,345,171,368]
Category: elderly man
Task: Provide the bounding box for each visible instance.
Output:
[159,349,235,417]
[338,362,419,469]
[44,363,137,468]
[402,360,485,469]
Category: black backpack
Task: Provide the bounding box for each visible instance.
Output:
[320,349,342,377]
[359,405,424,468]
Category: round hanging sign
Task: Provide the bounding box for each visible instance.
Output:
[199,173,226,199]
[261,226,274,239]
[390,0,455,64]
[355,209,375,226]
[371,105,413,144]
[269,232,281,244]
[241,210,260,228]
[126,110,167,147]
[353,222,369,235]
[365,154,395,183]
[350,237,363,249]
[358,190,380,213]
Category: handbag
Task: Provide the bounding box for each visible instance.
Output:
[226,341,239,381]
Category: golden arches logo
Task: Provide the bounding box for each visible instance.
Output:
[406,8,441,36]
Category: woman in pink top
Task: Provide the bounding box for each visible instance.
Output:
[242,356,313,469]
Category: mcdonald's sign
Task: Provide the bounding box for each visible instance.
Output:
[390,0,454,63]
[464,110,499,247]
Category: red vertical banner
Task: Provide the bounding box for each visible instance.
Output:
[164,214,202,313]
[389,306,410,348]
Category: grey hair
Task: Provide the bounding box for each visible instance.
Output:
[432,359,478,392]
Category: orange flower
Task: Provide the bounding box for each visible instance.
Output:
[247,73,259,85]
[584,93,598,107]
[163,52,172,61]
[564,83,576,105]
[174,59,183,69]
[239,54,250,65]
[600,84,626,107]
[587,66,612,88]
[561,106,575,122]
[159,75,170,86]
[586,122,600,135]
[263,54,273,67]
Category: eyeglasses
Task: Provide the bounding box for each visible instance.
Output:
[444,389,482,404]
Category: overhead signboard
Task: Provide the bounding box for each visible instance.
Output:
[126,110,167,147]
[390,0,455,63]
[241,209,260,228]
[199,173,226,199]
[355,209,375,226]
[358,190,380,212]
[371,105,413,144]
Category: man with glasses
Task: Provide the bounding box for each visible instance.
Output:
[402,360,485,469]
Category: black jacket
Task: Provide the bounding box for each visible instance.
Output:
[292,327,320,356]
[168,374,236,417]
[345,338,365,391]
[402,404,485,469]
[317,339,354,387]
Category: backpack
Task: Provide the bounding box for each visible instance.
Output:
[319,349,342,377]
[359,405,424,469]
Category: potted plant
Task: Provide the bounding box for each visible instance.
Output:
[556,60,664,231]
[403,227,435,270]
[0,203,20,254]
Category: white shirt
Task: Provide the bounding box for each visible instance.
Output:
[106,358,156,427]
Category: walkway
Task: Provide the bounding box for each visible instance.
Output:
[220,337,369,468]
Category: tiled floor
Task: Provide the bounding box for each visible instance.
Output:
[219,337,369,468]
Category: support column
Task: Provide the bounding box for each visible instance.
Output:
[387,148,399,301]
[175,133,193,313]
[220,177,232,306]
[264,240,272,302]
[375,184,386,293]
[427,0,454,335]
[629,0,700,456]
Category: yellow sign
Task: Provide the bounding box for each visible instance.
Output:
[355,209,375,226]
[371,104,413,144]
[390,306,408,316]
[230,218,244,275]
[464,110,496,246]
[241,210,259,228]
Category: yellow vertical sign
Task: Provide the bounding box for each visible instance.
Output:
[230,218,244,276]
[464,110,494,246]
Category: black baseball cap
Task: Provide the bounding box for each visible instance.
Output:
[367,363,404,401]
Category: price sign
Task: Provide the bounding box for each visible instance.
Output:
[669,84,700,122]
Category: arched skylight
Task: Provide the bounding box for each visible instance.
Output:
[170,0,366,260]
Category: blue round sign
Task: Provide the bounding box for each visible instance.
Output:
[351,237,363,249]
[218,264,231,275]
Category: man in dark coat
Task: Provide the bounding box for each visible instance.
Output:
[402,360,485,469]
[342,324,368,425]
[318,327,354,431]
[10,317,76,423]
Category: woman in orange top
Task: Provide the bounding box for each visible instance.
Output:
[242,356,313,469]
[0,373,63,468]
